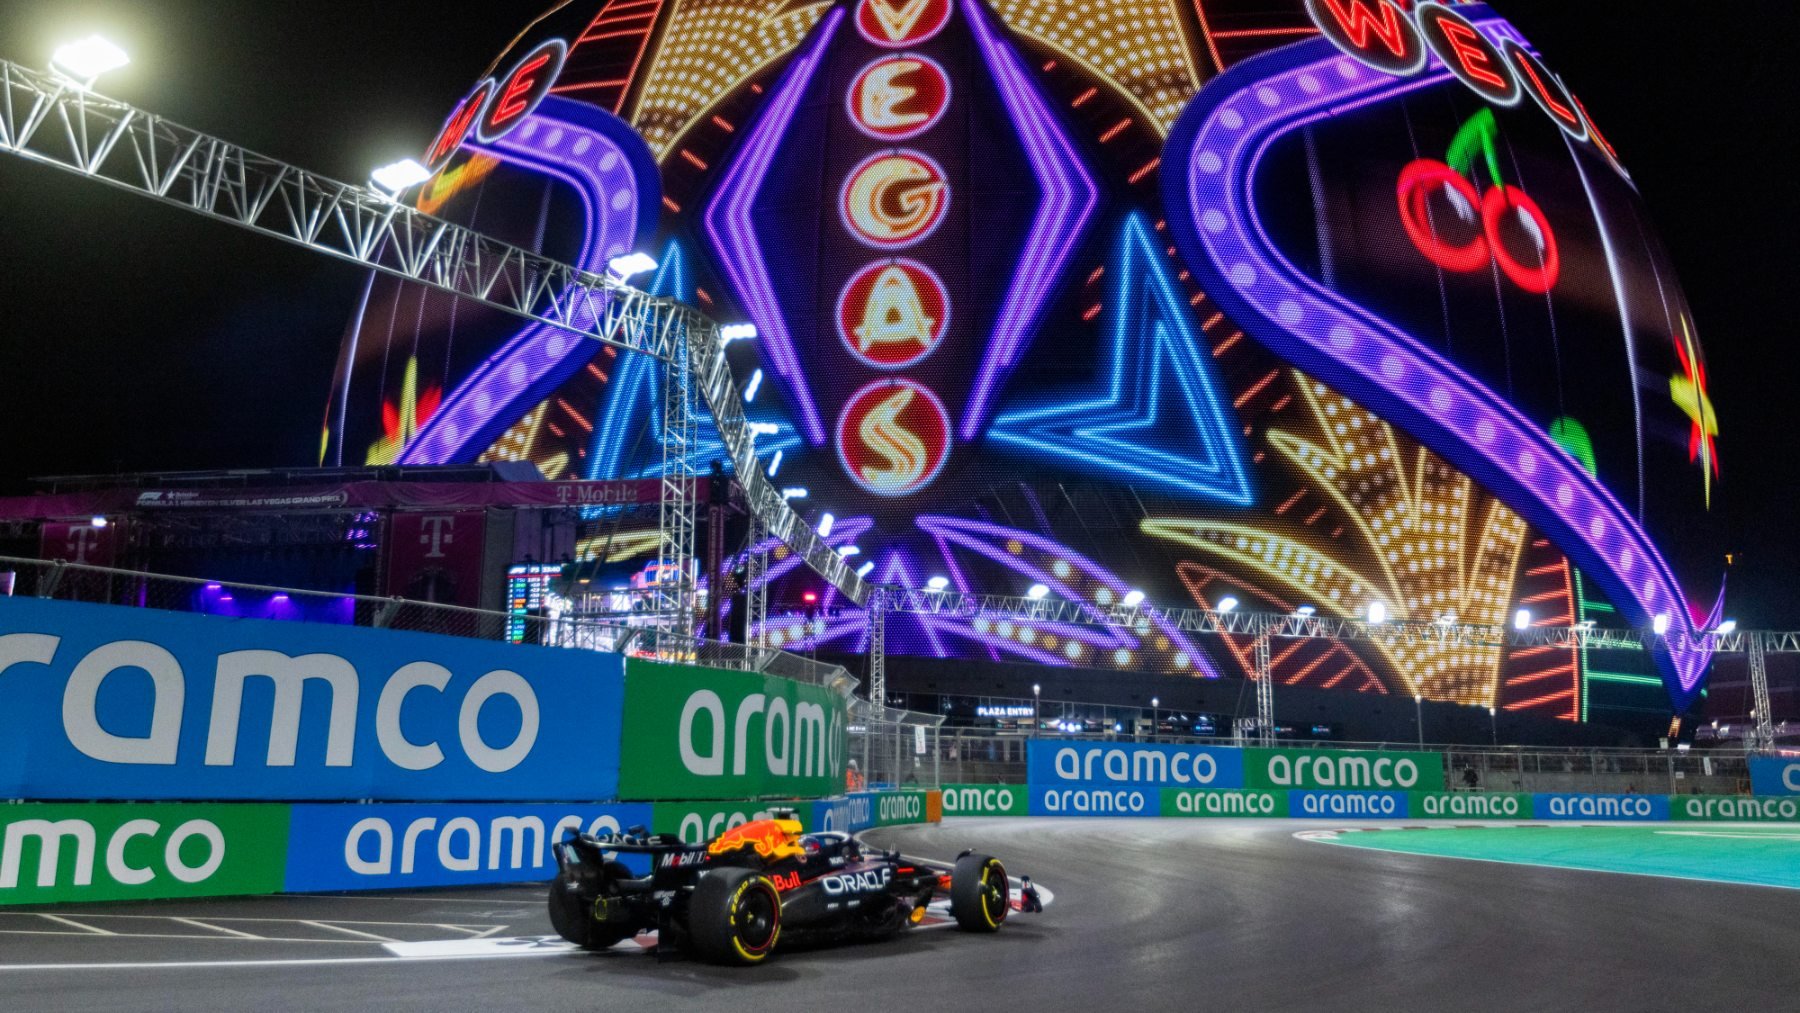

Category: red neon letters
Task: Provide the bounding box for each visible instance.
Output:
[426,37,568,169]
[1305,0,1425,75]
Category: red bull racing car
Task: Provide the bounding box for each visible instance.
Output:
[548,816,1010,965]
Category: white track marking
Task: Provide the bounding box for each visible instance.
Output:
[301,921,403,943]
[35,915,111,935]
[169,918,263,940]
[0,951,580,972]
[1656,831,1800,841]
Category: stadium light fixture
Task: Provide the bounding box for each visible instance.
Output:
[1716,620,1738,634]
[1295,605,1315,617]
[1026,583,1049,600]
[89,516,108,529]
[926,576,950,591]
[1121,589,1146,608]
[1513,608,1532,630]
[606,251,658,280]
[51,35,129,86]
[719,323,758,344]
[1652,613,1671,635]
[838,545,860,557]
[1215,596,1238,613]
[1367,601,1386,624]
[816,513,834,538]
[371,158,432,196]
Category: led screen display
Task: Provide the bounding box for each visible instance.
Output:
[322,0,1723,719]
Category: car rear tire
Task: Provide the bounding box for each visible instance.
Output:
[949,854,1009,933]
[688,867,783,965]
[548,860,634,950]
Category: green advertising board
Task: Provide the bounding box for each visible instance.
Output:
[1163,788,1288,817]
[619,660,850,801]
[0,803,289,906]
[1244,748,1445,792]
[939,784,1028,817]
[1410,792,1532,819]
[652,801,791,843]
[1669,795,1800,822]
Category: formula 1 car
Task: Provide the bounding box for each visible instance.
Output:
[548,817,1010,965]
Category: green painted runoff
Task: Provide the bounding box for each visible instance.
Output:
[1322,826,1800,890]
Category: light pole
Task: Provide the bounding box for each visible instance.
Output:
[1488,706,1498,746]
[1151,697,1160,740]
[1032,683,1041,740]
[1414,693,1425,748]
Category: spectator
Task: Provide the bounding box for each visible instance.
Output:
[1461,765,1480,791]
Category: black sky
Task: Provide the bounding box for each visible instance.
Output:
[2,2,1796,621]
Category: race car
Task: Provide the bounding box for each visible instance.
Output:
[548,816,1011,965]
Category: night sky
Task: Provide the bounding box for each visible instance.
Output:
[1,2,1796,622]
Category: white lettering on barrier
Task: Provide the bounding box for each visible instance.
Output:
[0,635,545,774]
[1421,794,1520,818]
[944,787,1015,813]
[1041,789,1147,814]
[1784,764,1800,793]
[1051,747,1221,785]
[1,818,223,889]
[1299,793,1397,816]
[1173,791,1277,815]
[1680,797,1800,820]
[1267,754,1419,788]
[680,690,842,780]
[878,794,923,822]
[1545,796,1654,818]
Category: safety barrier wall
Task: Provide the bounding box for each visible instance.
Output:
[0,791,942,906]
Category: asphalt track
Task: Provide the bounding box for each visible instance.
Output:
[3,818,1798,1012]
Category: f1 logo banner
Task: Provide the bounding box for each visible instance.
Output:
[0,597,624,800]
[1027,741,1245,789]
[618,660,850,801]
[284,802,653,891]
[1,803,289,905]
[1749,757,1800,796]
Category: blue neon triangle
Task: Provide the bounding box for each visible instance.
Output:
[988,214,1254,506]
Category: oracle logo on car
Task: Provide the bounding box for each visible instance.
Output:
[821,867,893,896]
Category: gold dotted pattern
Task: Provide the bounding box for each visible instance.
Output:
[990,0,1203,134]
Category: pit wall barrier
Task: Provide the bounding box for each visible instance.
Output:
[0,791,941,906]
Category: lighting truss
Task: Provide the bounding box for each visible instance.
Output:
[0,57,868,608]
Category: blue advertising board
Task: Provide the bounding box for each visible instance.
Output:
[284,803,654,890]
[1287,790,1409,819]
[0,597,625,801]
[814,795,867,833]
[1533,793,1670,821]
[1028,782,1161,817]
[1749,757,1800,796]
[1027,740,1244,790]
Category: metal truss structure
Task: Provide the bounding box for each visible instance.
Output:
[873,587,1797,749]
[0,58,869,629]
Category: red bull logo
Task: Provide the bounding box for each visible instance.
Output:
[706,819,805,860]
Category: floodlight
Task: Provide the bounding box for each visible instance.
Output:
[855,562,875,578]
[1026,584,1049,600]
[606,252,658,279]
[89,516,108,529]
[52,35,129,84]
[817,513,835,538]
[743,369,764,403]
[1367,601,1386,624]
[1716,620,1738,634]
[371,158,432,195]
[1652,613,1671,635]
[719,323,758,343]
[839,546,861,557]
[1216,596,1238,613]
[1513,608,1532,630]
[1121,589,1146,608]
[926,576,950,591]
[766,449,783,476]
[1295,605,1315,617]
